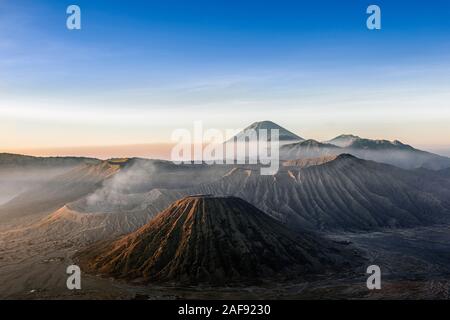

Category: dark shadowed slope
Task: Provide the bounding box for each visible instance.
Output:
[440,168,450,178]
[77,196,357,285]
[189,155,450,231]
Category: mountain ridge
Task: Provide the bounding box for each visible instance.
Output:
[187,154,450,231]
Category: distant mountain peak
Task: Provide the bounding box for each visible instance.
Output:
[324,134,361,147]
[325,135,417,151]
[228,121,304,142]
[282,139,340,149]
[334,134,361,139]
[246,120,280,128]
[348,138,415,151]
[300,139,339,148]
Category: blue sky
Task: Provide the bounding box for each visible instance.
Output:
[1,0,450,155]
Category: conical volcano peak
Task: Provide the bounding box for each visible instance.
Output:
[77,196,354,285]
[246,120,286,130]
[183,194,234,200]
[228,120,304,142]
[156,194,275,224]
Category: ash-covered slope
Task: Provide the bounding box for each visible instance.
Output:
[13,159,230,242]
[29,155,450,241]
[25,188,181,244]
[77,196,356,285]
[189,155,450,231]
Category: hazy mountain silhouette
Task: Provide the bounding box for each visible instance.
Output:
[227,120,304,143]
[323,134,360,147]
[224,121,450,169]
[281,135,450,170]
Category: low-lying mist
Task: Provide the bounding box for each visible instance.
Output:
[75,159,231,214]
[0,168,76,206]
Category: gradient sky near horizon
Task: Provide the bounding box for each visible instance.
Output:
[1,0,450,158]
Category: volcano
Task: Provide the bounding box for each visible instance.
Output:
[227,120,304,143]
[77,195,355,285]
